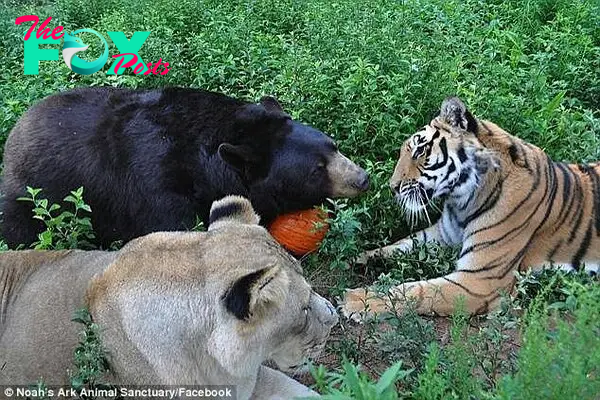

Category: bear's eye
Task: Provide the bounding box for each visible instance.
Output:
[311,162,326,176]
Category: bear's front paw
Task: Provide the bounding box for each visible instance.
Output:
[339,288,390,323]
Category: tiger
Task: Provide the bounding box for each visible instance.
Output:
[341,96,600,319]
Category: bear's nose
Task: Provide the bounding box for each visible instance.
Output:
[354,172,370,191]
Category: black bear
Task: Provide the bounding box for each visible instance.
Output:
[1,87,368,248]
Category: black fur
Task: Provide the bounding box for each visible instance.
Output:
[457,146,468,163]
[1,87,355,248]
[222,268,267,320]
[209,201,244,225]
[464,109,478,134]
[438,96,478,134]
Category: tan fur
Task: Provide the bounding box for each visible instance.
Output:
[327,151,370,197]
[342,98,600,318]
[0,196,338,399]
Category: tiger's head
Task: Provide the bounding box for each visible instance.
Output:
[390,97,497,221]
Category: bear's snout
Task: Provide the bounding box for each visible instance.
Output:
[353,170,370,192]
[326,152,369,198]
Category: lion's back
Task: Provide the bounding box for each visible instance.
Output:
[0,250,115,385]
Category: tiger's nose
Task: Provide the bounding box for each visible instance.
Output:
[390,181,402,194]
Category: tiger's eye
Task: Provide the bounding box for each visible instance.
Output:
[412,147,424,159]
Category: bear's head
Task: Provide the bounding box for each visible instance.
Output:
[218,97,369,223]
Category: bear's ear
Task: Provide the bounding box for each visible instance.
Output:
[218,142,272,183]
[236,103,268,124]
[208,195,260,230]
[222,263,289,320]
[218,143,260,172]
[439,97,478,134]
[235,100,289,126]
[260,96,284,113]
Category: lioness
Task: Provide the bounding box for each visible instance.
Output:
[0,196,338,399]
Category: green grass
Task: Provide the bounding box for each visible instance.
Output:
[312,281,600,399]
[1,0,599,397]
[2,0,599,246]
[496,282,600,400]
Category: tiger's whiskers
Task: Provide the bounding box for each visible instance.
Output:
[399,184,432,228]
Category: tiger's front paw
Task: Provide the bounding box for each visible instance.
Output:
[339,288,391,323]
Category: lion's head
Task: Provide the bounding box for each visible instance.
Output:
[86,195,338,386]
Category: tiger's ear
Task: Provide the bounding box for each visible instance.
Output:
[208,195,260,230]
[439,97,478,134]
[222,264,289,320]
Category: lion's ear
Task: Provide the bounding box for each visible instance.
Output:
[223,264,289,320]
[439,97,478,134]
[208,196,260,230]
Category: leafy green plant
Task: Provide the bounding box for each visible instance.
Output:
[18,186,95,250]
[191,216,206,232]
[309,200,367,295]
[375,299,437,370]
[70,308,112,395]
[495,281,600,399]
[319,201,365,263]
[444,303,483,399]
[413,343,449,400]
[471,297,520,387]
[370,240,459,288]
[512,267,598,310]
[307,360,412,400]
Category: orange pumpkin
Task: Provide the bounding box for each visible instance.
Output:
[268,208,329,256]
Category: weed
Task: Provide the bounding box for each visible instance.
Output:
[17,186,96,250]
[369,240,458,286]
[70,308,112,394]
[471,297,520,387]
[307,360,412,400]
[375,300,437,371]
[496,282,600,399]
[444,302,483,398]
[413,343,448,400]
[513,268,598,310]
[309,200,367,295]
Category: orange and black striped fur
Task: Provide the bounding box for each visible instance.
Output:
[341,97,600,318]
